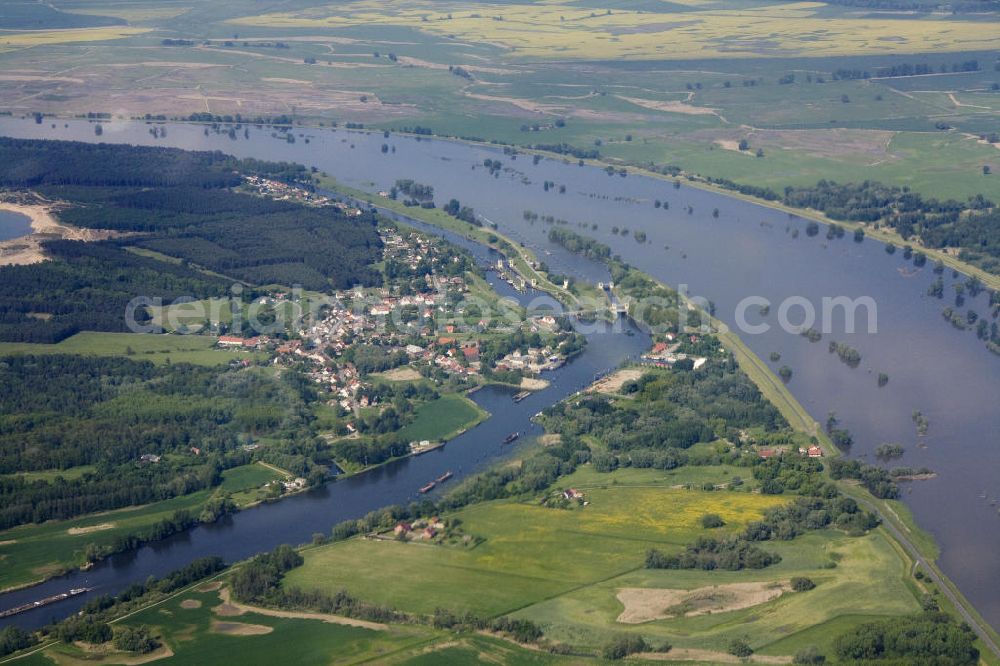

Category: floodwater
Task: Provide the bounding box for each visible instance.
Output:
[0,117,997,630]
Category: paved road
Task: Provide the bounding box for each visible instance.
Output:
[853,494,1000,660]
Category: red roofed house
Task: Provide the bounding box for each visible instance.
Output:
[218,335,243,347]
[758,448,776,459]
[807,445,823,458]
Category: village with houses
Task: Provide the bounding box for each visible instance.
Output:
[195,202,586,475]
[241,174,363,217]
[640,332,709,371]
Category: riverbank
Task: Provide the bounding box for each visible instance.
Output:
[379,126,1000,293]
[314,176,586,311]
[8,114,997,289]
[350,171,1000,654]
[0,199,122,266]
[0,119,994,649]
[0,173,576,598]
[330,392,491,477]
[0,463,287,595]
[626,268,1000,661]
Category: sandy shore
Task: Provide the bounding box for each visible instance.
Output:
[0,202,61,234]
[0,201,117,265]
[587,367,644,394]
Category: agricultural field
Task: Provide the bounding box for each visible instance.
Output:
[21,584,577,665]
[285,481,786,615]
[281,465,922,658]
[228,0,1000,60]
[0,332,260,366]
[0,0,993,203]
[43,585,436,666]
[0,455,958,664]
[0,26,148,53]
[513,528,918,654]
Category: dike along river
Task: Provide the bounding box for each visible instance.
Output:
[1,118,998,631]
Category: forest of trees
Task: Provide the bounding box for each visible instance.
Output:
[548,228,612,262]
[0,240,229,343]
[779,180,1000,275]
[698,174,1000,276]
[829,458,901,499]
[833,612,979,664]
[541,358,786,458]
[0,354,326,529]
[0,139,383,342]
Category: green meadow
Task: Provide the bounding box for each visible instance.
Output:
[284,482,785,616]
[397,393,487,443]
[0,463,283,591]
[514,529,918,654]
[0,332,257,366]
[25,586,579,665]
[43,586,436,666]
[282,465,922,658]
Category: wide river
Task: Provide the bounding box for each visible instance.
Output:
[0,118,998,630]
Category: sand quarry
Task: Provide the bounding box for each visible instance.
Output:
[0,201,119,266]
[617,581,790,624]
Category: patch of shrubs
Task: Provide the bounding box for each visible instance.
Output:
[432,608,543,644]
[793,645,826,664]
[113,625,159,654]
[701,513,725,528]
[646,537,781,571]
[230,544,303,602]
[602,634,653,660]
[0,626,37,658]
[54,615,112,645]
[829,458,900,499]
[791,576,816,592]
[832,612,978,664]
[729,637,754,658]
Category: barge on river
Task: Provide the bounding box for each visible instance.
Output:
[0,588,90,618]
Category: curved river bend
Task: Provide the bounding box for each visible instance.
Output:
[0,118,997,630]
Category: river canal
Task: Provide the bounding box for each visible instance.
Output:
[0,117,997,630]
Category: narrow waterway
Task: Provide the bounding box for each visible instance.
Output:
[0,173,649,628]
[0,118,998,630]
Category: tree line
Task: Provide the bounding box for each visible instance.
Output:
[0,354,326,529]
[0,139,383,342]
